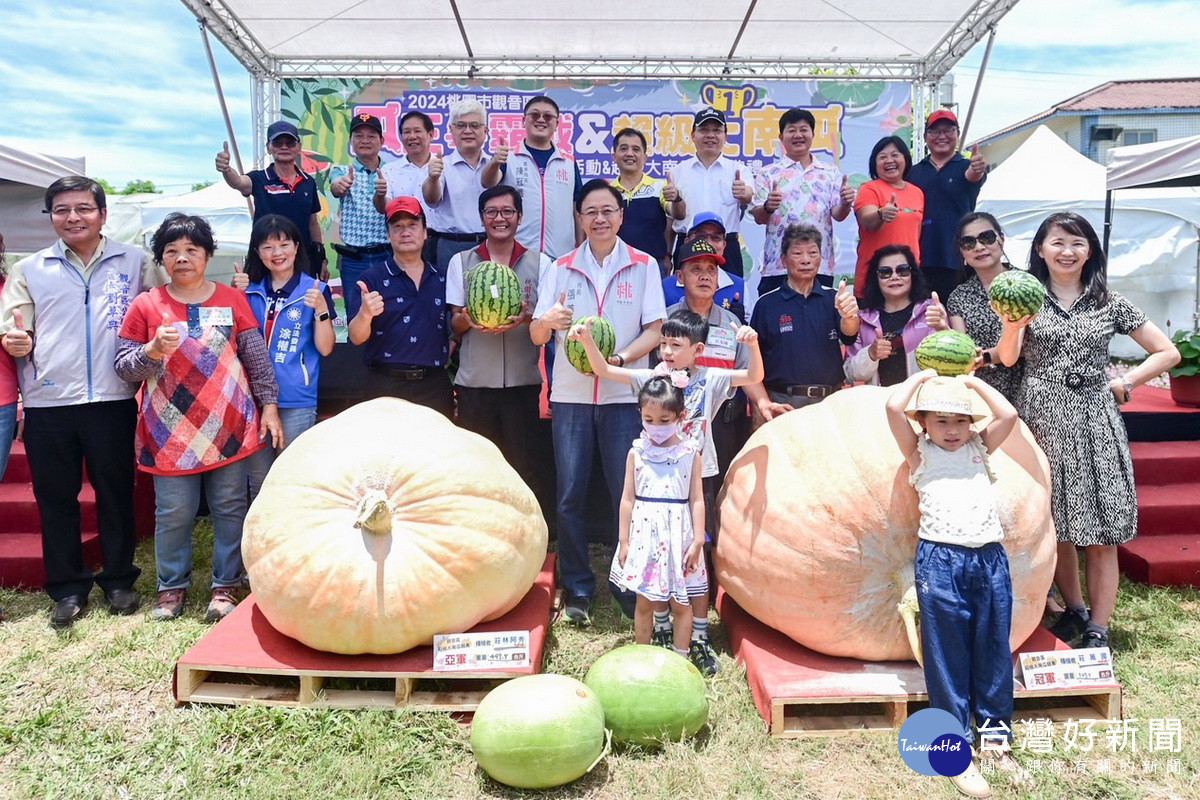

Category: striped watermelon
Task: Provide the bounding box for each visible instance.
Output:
[988,269,1046,322]
[564,315,616,374]
[466,261,523,329]
[914,330,977,376]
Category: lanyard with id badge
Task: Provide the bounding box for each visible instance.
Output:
[187,305,234,338]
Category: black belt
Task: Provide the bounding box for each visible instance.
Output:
[635,496,689,504]
[430,230,485,243]
[369,364,440,380]
[1030,372,1106,390]
[333,242,389,257]
[766,383,838,398]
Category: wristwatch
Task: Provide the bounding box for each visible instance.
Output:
[1121,378,1134,401]
[981,350,993,365]
[317,311,331,322]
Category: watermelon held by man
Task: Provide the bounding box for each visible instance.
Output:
[466,260,523,329]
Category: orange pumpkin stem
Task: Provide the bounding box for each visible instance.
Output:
[354,490,393,536]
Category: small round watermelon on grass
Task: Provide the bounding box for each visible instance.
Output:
[564,315,616,374]
[583,644,708,747]
[914,330,978,376]
[470,673,609,789]
[466,261,523,329]
[988,269,1046,322]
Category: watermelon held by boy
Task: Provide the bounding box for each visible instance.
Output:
[914,330,977,377]
[583,645,708,748]
[470,674,609,789]
[466,260,523,329]
[989,269,1046,322]
[564,315,616,374]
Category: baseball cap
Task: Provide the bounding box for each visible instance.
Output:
[679,235,726,266]
[350,113,383,134]
[687,211,726,236]
[693,107,727,128]
[925,110,959,129]
[266,120,300,142]
[385,196,425,223]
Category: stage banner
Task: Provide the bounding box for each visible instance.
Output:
[280,78,913,282]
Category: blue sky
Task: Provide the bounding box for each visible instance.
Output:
[0,0,1195,194]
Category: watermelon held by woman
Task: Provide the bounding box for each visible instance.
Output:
[583,645,708,747]
[564,315,616,374]
[470,674,609,789]
[989,269,1046,322]
[914,330,977,376]
[466,260,523,328]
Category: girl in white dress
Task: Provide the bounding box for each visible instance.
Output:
[609,377,707,658]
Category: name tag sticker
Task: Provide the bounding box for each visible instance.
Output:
[707,325,737,360]
[199,307,234,326]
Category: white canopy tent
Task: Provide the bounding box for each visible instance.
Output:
[140,182,253,285]
[181,0,1020,162]
[978,126,1200,356]
[0,142,85,256]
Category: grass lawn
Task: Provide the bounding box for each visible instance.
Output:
[1,526,1197,800]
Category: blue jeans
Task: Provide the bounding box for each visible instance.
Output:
[551,401,642,601]
[338,251,390,324]
[0,402,15,481]
[916,539,1014,745]
[153,458,250,591]
[247,406,318,499]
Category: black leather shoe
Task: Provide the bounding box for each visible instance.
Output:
[105,588,141,615]
[50,595,89,628]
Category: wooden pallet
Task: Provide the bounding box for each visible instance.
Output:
[718,590,1123,738]
[174,555,555,712]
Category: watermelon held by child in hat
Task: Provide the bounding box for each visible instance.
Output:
[564,315,616,374]
[914,330,977,377]
[583,644,708,747]
[470,673,609,789]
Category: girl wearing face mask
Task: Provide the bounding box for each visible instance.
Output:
[608,377,708,660]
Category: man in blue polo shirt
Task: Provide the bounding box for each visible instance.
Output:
[750,224,860,409]
[908,109,987,299]
[349,196,451,416]
[330,113,390,322]
[610,127,684,275]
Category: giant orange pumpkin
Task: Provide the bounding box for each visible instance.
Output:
[716,385,1056,662]
[242,398,548,654]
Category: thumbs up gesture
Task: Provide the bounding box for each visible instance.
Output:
[357,280,384,319]
[924,291,948,330]
[543,290,574,331]
[880,193,900,224]
[839,175,855,205]
[374,170,388,199]
[215,141,232,173]
[230,260,248,290]
[662,176,680,203]
[149,312,180,360]
[731,320,758,345]
[1,309,33,358]
[765,179,783,214]
[428,153,445,180]
[731,168,752,204]
[968,149,987,176]
[834,278,859,320]
[868,333,894,362]
[493,142,510,165]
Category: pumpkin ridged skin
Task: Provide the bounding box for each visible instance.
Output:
[989,269,1047,322]
[466,260,523,329]
[564,315,615,374]
[583,645,708,747]
[715,385,1056,662]
[471,674,608,789]
[914,329,978,376]
[242,398,548,654]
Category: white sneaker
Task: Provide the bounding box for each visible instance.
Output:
[948,761,992,798]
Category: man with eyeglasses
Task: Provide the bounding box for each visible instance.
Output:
[908,110,987,299]
[0,176,166,628]
[423,100,498,271]
[216,120,327,278]
[446,185,552,507]
[329,113,390,323]
[668,108,754,280]
[531,179,666,626]
[487,95,582,259]
[609,126,685,276]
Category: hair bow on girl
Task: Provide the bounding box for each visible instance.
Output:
[651,362,690,388]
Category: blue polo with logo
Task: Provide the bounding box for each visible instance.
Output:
[248,165,321,247]
[357,257,449,369]
[749,281,854,387]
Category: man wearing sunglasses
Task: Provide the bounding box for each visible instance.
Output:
[908,110,987,299]
[487,95,583,259]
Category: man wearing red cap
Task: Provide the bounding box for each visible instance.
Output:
[908,110,987,299]
[348,196,451,416]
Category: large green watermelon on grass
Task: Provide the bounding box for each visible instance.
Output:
[565,315,616,374]
[584,644,708,747]
[466,260,523,328]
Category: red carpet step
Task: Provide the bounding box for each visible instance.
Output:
[1118,535,1200,588]
[1121,440,1200,588]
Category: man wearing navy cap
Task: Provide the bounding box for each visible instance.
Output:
[661,211,744,321]
[907,109,987,298]
[349,196,452,416]
[330,113,391,322]
[216,120,326,276]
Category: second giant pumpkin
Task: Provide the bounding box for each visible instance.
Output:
[242,398,548,654]
[716,385,1056,662]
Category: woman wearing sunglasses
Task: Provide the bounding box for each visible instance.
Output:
[844,244,947,386]
[946,212,1023,402]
